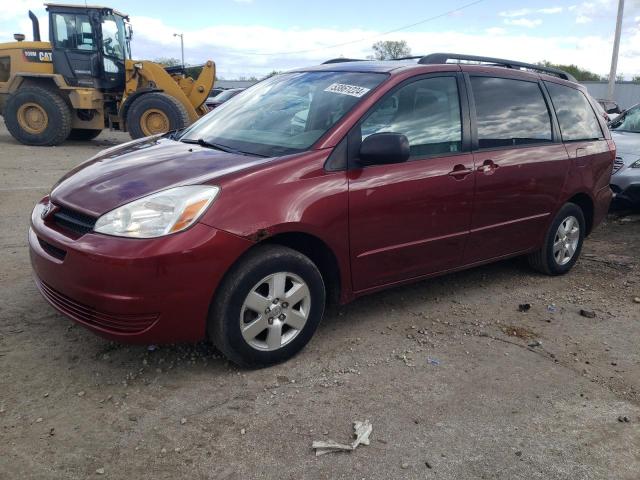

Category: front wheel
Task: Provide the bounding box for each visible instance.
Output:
[126,92,190,139]
[208,245,326,367]
[528,202,586,275]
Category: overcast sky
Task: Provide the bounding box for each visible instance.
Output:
[2,0,639,79]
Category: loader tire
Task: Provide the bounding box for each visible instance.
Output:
[68,128,102,141]
[4,86,72,146]
[126,93,190,139]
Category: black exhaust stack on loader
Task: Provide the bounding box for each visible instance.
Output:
[28,10,41,41]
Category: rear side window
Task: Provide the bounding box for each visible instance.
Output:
[360,76,462,158]
[545,82,602,141]
[471,77,552,149]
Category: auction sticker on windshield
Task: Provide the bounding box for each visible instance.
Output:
[324,83,371,98]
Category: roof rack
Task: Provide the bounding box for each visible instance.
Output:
[322,58,365,64]
[418,53,576,82]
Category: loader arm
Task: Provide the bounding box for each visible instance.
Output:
[123,60,215,123]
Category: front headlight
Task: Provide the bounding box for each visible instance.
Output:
[631,159,640,168]
[94,185,220,238]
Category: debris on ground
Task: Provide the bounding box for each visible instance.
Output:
[579,309,596,319]
[528,340,542,348]
[427,357,441,366]
[518,303,531,312]
[147,344,158,352]
[547,304,557,313]
[618,415,630,423]
[633,297,640,304]
[312,420,372,456]
[95,468,105,475]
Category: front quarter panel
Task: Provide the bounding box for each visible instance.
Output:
[199,150,352,299]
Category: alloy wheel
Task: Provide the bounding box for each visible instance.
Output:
[553,215,580,266]
[239,272,311,351]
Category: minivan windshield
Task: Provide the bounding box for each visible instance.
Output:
[610,104,640,133]
[179,71,386,157]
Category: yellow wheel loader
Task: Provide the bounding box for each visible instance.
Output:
[0,4,215,146]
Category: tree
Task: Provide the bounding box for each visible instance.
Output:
[537,61,602,81]
[154,57,181,67]
[262,70,282,80]
[371,40,411,60]
[632,75,640,84]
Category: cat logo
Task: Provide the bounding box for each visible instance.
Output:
[23,50,53,63]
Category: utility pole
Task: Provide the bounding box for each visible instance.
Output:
[173,33,184,70]
[607,0,624,100]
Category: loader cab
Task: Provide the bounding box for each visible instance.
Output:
[46,3,131,91]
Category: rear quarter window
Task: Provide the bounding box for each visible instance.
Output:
[544,82,602,141]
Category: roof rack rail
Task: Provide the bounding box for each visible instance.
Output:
[418,53,577,82]
[322,58,365,64]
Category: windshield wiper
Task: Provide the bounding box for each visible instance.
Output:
[180,138,267,157]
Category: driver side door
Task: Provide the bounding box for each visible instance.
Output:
[348,74,475,292]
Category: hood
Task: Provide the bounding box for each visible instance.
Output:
[611,130,640,157]
[51,136,275,217]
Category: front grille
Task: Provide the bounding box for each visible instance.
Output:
[52,206,97,235]
[36,279,159,334]
[612,157,625,174]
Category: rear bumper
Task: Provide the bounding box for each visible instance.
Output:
[593,185,613,229]
[29,197,254,344]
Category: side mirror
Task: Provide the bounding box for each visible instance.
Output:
[358,132,410,167]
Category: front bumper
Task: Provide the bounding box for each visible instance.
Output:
[29,198,254,344]
[611,161,640,205]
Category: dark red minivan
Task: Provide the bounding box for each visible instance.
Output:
[30,54,614,366]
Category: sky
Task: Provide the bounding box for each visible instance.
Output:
[1,0,640,79]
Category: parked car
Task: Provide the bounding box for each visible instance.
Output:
[205,88,245,110]
[609,103,640,206]
[30,54,614,367]
[208,87,226,98]
[597,98,623,122]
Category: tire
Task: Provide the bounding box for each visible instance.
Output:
[67,128,102,141]
[528,202,586,275]
[126,92,190,139]
[4,86,72,146]
[208,245,326,367]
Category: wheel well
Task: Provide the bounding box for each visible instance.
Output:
[261,232,341,305]
[568,193,594,235]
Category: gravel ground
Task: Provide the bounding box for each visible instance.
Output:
[1,123,639,479]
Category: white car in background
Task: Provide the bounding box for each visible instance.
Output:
[609,103,640,207]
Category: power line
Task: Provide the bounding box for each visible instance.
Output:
[234,0,486,56]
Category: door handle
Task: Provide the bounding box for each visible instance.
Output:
[478,159,499,175]
[448,164,473,180]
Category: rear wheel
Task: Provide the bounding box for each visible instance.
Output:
[4,86,72,146]
[528,202,586,275]
[208,245,326,367]
[126,93,189,139]
[67,128,102,141]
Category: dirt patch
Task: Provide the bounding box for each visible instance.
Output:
[501,324,537,339]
